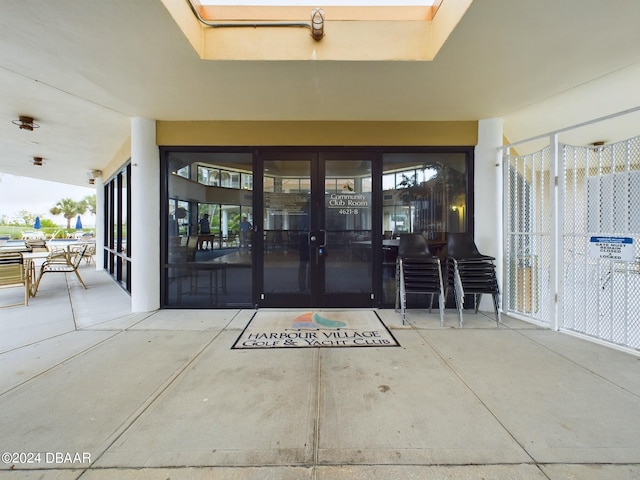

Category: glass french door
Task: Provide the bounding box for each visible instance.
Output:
[257,151,376,308]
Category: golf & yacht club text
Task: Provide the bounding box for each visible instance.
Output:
[242,329,391,347]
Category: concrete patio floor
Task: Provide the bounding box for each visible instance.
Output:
[1,265,640,479]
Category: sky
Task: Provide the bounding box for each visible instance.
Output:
[0,173,96,227]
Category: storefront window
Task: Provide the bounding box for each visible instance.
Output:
[381,152,470,305]
[382,153,468,240]
[163,151,253,307]
[160,148,472,309]
[104,163,131,292]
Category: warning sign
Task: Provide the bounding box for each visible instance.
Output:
[589,236,635,261]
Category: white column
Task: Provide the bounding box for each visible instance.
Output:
[94,173,104,271]
[222,209,229,237]
[131,118,159,312]
[474,118,503,311]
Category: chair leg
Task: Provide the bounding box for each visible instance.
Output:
[394,262,400,312]
[74,270,87,289]
[395,282,399,312]
[455,294,463,327]
[396,260,407,325]
[33,272,44,296]
[437,261,445,327]
[493,292,501,327]
[451,262,464,327]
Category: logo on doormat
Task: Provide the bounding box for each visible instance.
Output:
[292,312,346,329]
[231,310,399,349]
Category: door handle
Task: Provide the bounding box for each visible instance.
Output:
[319,229,327,247]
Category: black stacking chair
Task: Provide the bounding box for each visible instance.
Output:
[395,234,445,326]
[445,233,500,327]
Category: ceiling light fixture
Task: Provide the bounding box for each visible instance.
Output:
[86,169,102,184]
[13,116,40,131]
[33,156,43,166]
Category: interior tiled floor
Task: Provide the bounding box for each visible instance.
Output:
[1,266,640,479]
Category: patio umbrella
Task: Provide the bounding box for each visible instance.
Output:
[75,215,83,230]
[33,216,41,229]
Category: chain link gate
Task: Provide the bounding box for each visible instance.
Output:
[505,135,640,351]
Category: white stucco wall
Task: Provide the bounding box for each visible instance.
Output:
[474,118,503,311]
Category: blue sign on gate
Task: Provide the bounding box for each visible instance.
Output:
[589,236,635,261]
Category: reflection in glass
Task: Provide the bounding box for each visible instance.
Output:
[104,164,131,292]
[324,160,372,295]
[164,151,253,307]
[381,152,468,304]
[382,153,467,239]
[263,160,310,294]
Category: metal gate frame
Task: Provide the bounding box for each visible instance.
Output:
[503,108,640,353]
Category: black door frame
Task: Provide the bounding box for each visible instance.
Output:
[254,148,382,308]
[159,145,474,310]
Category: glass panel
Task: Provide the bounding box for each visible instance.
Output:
[223,205,241,247]
[198,166,220,186]
[219,170,241,188]
[239,207,253,251]
[113,175,119,252]
[103,164,131,292]
[382,173,395,191]
[264,176,275,192]
[165,151,253,306]
[361,176,372,193]
[176,165,189,179]
[382,152,468,304]
[263,160,311,294]
[105,184,113,251]
[120,172,128,256]
[324,160,372,295]
[213,205,223,235]
[383,153,467,239]
[241,173,253,190]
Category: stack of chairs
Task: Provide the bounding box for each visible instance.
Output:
[445,233,500,327]
[395,233,445,326]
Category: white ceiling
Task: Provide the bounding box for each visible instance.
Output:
[1,0,640,187]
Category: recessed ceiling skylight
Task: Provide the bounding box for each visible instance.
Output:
[200,1,437,4]
[173,0,465,60]
[194,0,442,22]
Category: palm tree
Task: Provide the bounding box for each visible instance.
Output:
[50,198,87,230]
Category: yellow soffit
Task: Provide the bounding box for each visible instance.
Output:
[160,0,473,61]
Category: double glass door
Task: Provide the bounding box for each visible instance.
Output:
[257,151,376,308]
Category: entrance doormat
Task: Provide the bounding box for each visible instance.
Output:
[232,310,400,349]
